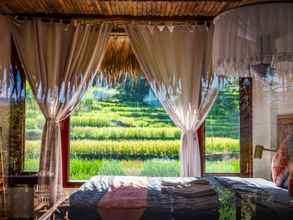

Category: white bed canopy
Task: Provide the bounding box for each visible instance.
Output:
[213,1,293,83]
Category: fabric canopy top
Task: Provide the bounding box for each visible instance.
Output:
[213,2,293,81]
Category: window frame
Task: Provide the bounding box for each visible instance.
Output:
[20,76,252,187]
[61,78,253,187]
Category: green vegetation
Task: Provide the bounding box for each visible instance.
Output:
[70,127,181,140]
[25,159,239,180]
[24,78,241,179]
[26,137,239,160]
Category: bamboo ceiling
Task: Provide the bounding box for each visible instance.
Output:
[0,0,260,80]
[0,0,258,19]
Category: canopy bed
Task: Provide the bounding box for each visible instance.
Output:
[0,0,293,219]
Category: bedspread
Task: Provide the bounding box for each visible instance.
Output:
[69,176,293,220]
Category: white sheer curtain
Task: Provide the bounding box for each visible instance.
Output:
[0,16,12,99]
[13,20,112,204]
[213,2,293,80]
[127,24,218,177]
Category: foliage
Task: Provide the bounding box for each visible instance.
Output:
[140,159,180,177]
[70,127,181,140]
[70,159,104,179]
[97,160,125,176]
[26,137,239,161]
[205,159,239,173]
[24,77,241,179]
[24,159,39,171]
[206,78,240,139]
[25,158,239,180]
[205,138,240,154]
[69,110,174,128]
[115,76,150,102]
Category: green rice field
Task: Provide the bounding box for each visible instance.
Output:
[24,78,240,180]
[25,159,240,180]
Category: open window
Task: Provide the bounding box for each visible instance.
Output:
[203,78,253,177]
[204,78,241,174]
[22,76,253,185]
[57,77,252,186]
[65,77,181,182]
[24,82,45,172]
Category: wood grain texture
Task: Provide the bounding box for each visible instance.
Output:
[0,0,257,18]
[239,78,253,177]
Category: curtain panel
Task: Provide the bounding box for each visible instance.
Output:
[127,24,218,177]
[0,15,13,99]
[12,19,112,204]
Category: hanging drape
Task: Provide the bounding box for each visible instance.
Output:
[127,23,218,177]
[13,19,112,204]
[213,2,293,80]
[0,16,13,99]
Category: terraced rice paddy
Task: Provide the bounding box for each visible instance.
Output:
[25,79,240,180]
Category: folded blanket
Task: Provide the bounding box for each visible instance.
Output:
[97,177,148,220]
[161,179,210,187]
[161,179,216,198]
[97,177,148,209]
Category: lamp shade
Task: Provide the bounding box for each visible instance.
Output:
[213,2,293,80]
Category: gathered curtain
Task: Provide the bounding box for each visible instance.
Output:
[13,20,112,204]
[127,24,218,177]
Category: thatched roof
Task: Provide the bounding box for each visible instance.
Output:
[101,36,141,81]
[0,0,260,80]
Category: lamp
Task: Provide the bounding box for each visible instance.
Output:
[254,145,276,159]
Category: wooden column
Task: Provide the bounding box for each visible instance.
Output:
[239,78,253,177]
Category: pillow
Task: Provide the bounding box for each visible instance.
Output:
[272,135,290,187]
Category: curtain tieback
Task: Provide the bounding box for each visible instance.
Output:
[47,118,61,127]
[39,170,55,177]
[181,130,198,147]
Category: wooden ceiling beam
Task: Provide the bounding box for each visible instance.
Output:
[0,0,243,3]
[9,13,213,22]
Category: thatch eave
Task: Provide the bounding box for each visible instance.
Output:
[100,36,142,82]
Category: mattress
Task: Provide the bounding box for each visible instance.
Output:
[69,176,293,220]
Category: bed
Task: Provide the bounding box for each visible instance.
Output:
[69,176,293,220]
